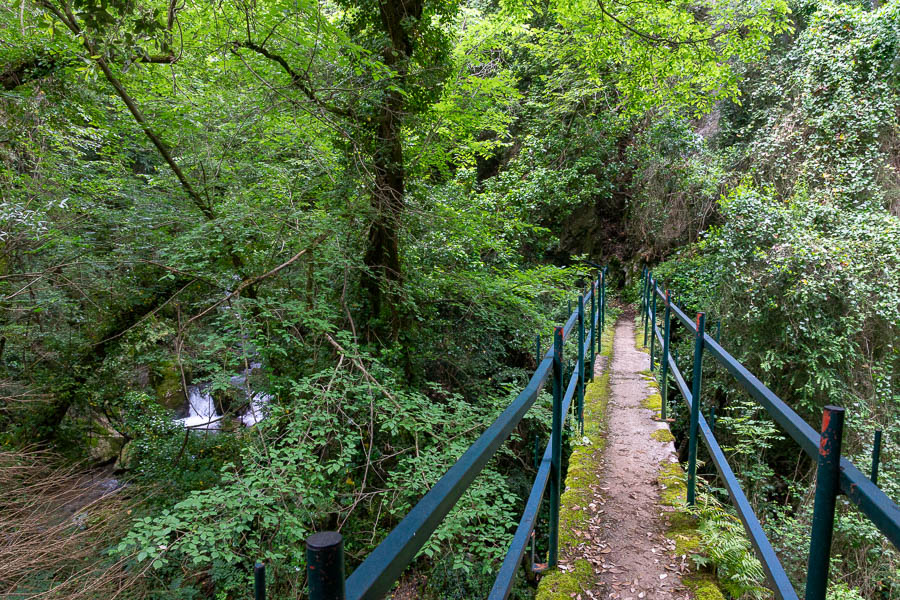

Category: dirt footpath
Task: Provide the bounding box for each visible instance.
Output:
[583,316,690,599]
[548,315,692,600]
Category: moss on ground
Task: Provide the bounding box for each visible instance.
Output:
[539,309,727,600]
[651,428,675,443]
[535,560,593,600]
[634,319,649,353]
[536,321,615,599]
[641,392,662,413]
[657,461,726,600]
[636,306,727,600]
[684,574,727,600]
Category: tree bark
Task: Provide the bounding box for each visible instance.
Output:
[361,0,423,339]
[363,86,406,336]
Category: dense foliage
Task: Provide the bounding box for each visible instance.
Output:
[644,1,900,597]
[1,0,896,598]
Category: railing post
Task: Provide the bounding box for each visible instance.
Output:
[549,327,564,567]
[687,312,705,506]
[306,532,346,600]
[535,334,541,367]
[577,294,585,432]
[660,290,671,421]
[709,406,716,433]
[254,562,266,600]
[649,283,658,370]
[601,270,606,330]
[589,278,596,381]
[642,272,650,347]
[599,271,605,355]
[639,267,646,325]
[871,430,882,485]
[805,406,845,600]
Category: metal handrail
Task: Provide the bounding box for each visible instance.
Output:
[640,268,899,600]
[290,268,607,600]
[489,327,589,599]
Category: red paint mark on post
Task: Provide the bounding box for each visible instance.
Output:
[819,410,832,457]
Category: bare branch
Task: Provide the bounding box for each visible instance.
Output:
[187,233,328,324]
[232,41,356,119]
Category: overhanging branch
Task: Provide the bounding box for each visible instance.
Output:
[232,41,355,119]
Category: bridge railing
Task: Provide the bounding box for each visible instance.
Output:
[250,268,608,600]
[639,268,899,600]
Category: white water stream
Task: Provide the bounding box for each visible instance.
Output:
[175,362,271,430]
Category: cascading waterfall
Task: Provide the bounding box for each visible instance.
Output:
[176,386,219,430]
[231,362,272,427]
[174,362,271,430]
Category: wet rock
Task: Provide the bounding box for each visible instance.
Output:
[154,360,186,411]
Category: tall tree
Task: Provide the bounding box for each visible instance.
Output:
[232,0,458,338]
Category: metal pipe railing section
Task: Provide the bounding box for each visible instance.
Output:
[661,345,799,599]
[303,274,603,600]
[343,355,555,600]
[642,271,899,600]
[489,363,581,600]
[649,282,900,549]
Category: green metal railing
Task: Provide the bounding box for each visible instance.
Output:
[639,267,899,600]
[251,269,607,600]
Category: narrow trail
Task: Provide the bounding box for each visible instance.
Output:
[591,316,688,599]
[559,315,691,600]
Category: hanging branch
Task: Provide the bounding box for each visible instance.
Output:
[186,233,328,325]
[596,0,724,48]
[38,1,257,282]
[39,1,210,213]
[231,41,356,120]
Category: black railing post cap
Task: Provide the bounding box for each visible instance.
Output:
[307,531,343,550]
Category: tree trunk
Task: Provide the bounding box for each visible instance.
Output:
[361,0,423,340]
[363,86,405,337]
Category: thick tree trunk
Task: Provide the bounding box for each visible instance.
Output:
[363,87,405,337]
[361,0,423,340]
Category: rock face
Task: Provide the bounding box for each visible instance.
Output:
[154,360,187,411]
[88,417,126,464]
[116,440,133,470]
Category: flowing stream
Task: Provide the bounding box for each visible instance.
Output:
[175,362,271,430]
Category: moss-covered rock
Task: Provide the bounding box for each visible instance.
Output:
[154,360,186,411]
[642,392,662,413]
[684,574,727,600]
[89,433,125,463]
[116,440,134,469]
[536,559,593,600]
